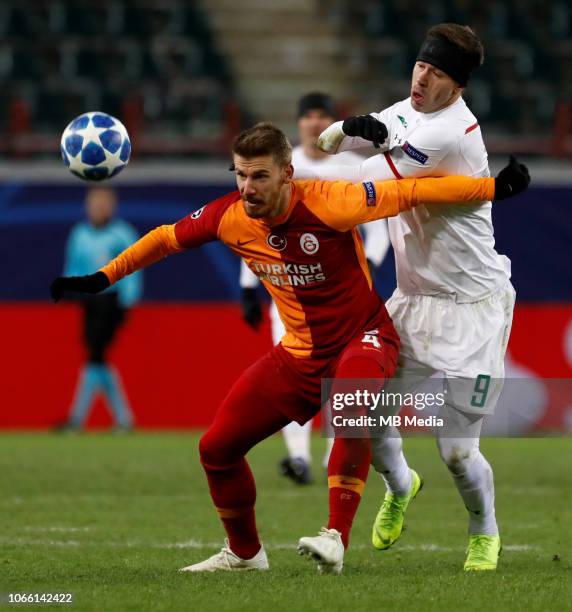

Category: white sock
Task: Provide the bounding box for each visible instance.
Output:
[282,420,312,463]
[437,406,498,536]
[450,451,498,536]
[371,427,412,496]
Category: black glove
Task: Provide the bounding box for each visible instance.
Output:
[494,155,531,200]
[342,115,388,148]
[241,288,263,330]
[50,271,110,303]
[367,258,378,280]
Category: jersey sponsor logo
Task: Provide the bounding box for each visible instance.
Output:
[267,233,287,251]
[237,237,256,246]
[190,205,206,219]
[402,141,428,165]
[362,181,376,207]
[300,233,319,255]
[251,261,326,287]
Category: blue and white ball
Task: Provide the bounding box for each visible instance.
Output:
[61,112,131,181]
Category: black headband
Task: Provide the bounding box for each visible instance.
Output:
[416,34,479,86]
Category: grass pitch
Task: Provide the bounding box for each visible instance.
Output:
[0,433,570,611]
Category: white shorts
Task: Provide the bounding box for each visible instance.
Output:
[385,282,516,414]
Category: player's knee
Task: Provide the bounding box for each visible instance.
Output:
[438,441,474,475]
[370,430,402,469]
[370,438,385,471]
[199,430,242,469]
[199,431,224,468]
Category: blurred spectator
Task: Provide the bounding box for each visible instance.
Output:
[58,187,142,432]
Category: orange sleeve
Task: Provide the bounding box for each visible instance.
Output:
[300,176,495,231]
[99,224,183,285]
[397,175,496,212]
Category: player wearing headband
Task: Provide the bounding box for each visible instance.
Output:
[304,23,515,571]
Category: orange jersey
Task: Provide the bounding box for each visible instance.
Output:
[100,176,495,359]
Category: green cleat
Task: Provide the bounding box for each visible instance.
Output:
[463,535,501,571]
[372,469,423,550]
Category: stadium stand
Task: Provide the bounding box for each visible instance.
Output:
[0,0,569,156]
[197,0,572,154]
[336,0,571,153]
[0,0,241,157]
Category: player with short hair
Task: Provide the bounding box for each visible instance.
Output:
[239,92,390,484]
[50,122,528,574]
[310,23,517,571]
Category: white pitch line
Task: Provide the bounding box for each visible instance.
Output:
[1,497,25,505]
[0,538,541,553]
[163,542,541,553]
[1,539,83,547]
[22,526,93,533]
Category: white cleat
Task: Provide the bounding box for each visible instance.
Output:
[179,540,269,573]
[297,527,344,575]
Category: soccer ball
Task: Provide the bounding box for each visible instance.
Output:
[61,112,131,181]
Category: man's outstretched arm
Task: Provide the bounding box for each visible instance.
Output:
[50,191,241,302]
[50,224,182,302]
[308,157,530,232]
[100,225,181,286]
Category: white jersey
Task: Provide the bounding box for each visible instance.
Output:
[291,146,362,175]
[317,96,511,302]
